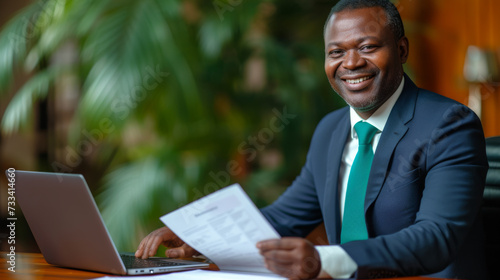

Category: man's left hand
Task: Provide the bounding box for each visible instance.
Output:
[257,237,321,280]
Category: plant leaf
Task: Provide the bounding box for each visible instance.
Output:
[1,67,61,134]
[0,4,41,91]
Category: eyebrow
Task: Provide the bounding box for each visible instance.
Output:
[326,36,380,48]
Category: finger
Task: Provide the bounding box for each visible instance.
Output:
[143,234,164,258]
[166,243,198,258]
[257,237,304,252]
[256,239,283,252]
[137,232,164,259]
[261,249,295,263]
[134,240,145,258]
[180,243,199,257]
[136,235,155,259]
[166,248,182,258]
[137,239,152,259]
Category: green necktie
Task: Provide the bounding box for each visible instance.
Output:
[341,121,378,244]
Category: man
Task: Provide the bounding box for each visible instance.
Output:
[135,0,489,279]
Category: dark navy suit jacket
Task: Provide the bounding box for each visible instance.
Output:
[261,76,489,279]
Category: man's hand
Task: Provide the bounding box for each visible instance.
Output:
[134,226,198,259]
[257,237,321,280]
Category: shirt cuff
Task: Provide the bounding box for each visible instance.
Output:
[315,245,357,279]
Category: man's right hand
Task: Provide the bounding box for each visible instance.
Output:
[134,226,198,259]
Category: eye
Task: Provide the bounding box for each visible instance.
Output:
[328,49,344,58]
[360,45,377,52]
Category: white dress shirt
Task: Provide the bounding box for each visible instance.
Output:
[316,77,405,278]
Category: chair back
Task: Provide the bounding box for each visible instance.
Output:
[483,136,500,276]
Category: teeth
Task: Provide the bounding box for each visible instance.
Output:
[346,76,371,84]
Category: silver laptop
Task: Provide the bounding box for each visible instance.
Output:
[13,170,209,275]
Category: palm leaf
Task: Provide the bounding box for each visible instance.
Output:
[73,0,206,133]
[1,67,62,134]
[0,4,40,91]
[23,0,81,72]
[77,0,159,128]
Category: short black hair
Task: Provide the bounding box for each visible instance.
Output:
[324,0,405,41]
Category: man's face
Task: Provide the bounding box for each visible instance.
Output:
[324,7,409,118]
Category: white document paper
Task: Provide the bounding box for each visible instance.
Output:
[160,184,281,274]
[93,269,286,280]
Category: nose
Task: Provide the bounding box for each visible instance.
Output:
[342,50,366,70]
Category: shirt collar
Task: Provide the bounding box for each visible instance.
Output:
[349,76,405,139]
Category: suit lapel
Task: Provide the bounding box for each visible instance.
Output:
[365,76,418,211]
[323,76,419,242]
[323,109,350,244]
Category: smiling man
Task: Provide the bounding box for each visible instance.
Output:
[135,0,489,279]
[257,0,488,279]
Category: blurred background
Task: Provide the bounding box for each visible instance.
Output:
[1,0,499,254]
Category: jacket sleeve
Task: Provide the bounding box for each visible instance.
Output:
[259,110,347,237]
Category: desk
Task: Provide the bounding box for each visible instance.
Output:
[1,252,458,280]
[1,252,107,280]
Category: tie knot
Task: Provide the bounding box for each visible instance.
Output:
[354,122,378,145]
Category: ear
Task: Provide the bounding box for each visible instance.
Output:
[398,36,409,64]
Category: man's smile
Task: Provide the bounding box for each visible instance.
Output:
[345,75,374,84]
[339,74,375,91]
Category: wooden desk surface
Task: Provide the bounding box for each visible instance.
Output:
[1,252,458,280]
[1,252,106,279]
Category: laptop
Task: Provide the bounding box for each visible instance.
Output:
[12,170,209,275]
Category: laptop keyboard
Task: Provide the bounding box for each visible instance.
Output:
[120,254,186,268]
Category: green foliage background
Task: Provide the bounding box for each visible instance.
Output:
[0,0,344,252]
